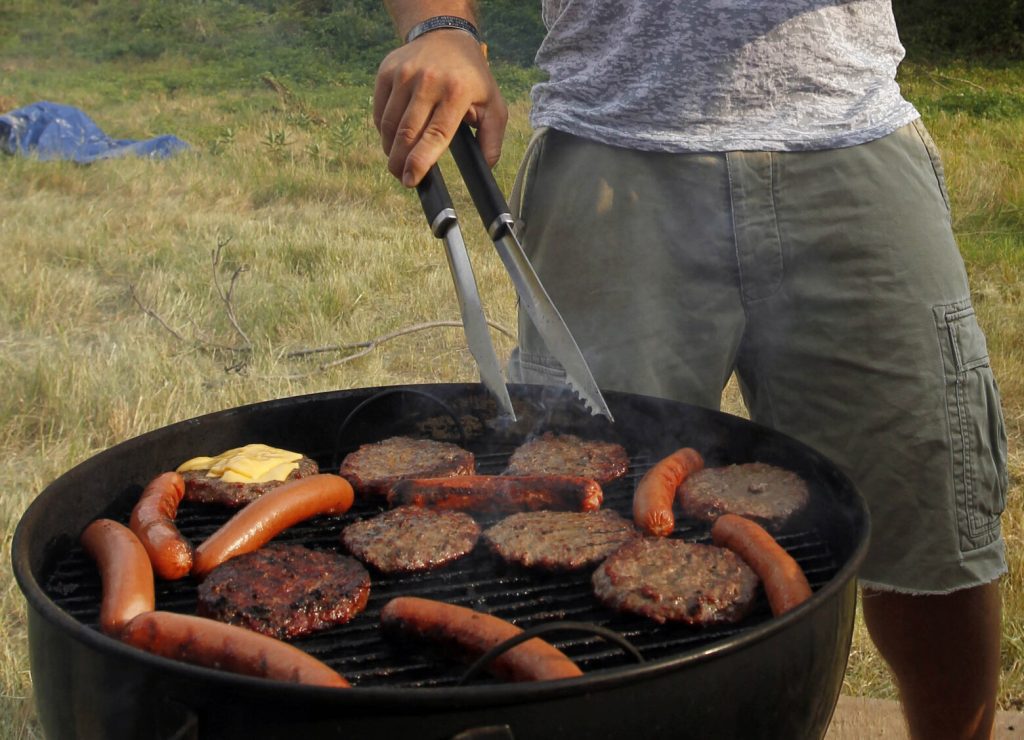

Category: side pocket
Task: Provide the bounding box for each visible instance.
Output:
[509,127,550,233]
[934,300,1008,552]
[911,118,952,217]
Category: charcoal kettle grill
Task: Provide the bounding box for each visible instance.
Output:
[13,382,869,739]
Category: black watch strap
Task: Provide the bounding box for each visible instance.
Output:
[405,15,483,45]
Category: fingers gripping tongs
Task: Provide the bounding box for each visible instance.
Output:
[415,123,613,422]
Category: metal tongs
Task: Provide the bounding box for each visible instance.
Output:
[415,123,613,422]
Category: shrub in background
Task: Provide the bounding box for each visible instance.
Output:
[893,0,1024,59]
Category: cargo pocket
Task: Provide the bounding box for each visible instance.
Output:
[934,299,1008,552]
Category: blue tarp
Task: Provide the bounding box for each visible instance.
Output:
[0,101,190,163]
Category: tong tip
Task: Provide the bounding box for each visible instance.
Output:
[564,377,614,423]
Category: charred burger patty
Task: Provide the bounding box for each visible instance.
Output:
[196,543,371,639]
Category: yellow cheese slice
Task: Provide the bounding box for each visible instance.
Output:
[176,443,303,483]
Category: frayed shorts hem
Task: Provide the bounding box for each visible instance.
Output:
[858,571,1006,596]
[858,538,1008,595]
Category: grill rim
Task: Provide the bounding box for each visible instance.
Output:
[12,382,870,712]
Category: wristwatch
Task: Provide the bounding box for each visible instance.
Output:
[405,15,483,46]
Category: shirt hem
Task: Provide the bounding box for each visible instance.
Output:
[528,106,921,154]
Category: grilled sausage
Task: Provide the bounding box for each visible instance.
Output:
[80,519,156,636]
[387,475,603,514]
[380,596,583,682]
[129,471,193,580]
[121,611,350,687]
[632,447,704,536]
[192,473,354,578]
[710,513,813,616]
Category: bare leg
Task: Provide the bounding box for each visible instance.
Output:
[861,583,1001,740]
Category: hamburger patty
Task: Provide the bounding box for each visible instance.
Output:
[341,506,481,574]
[182,456,319,508]
[678,462,810,531]
[503,432,629,485]
[592,538,759,625]
[483,510,639,571]
[339,436,475,497]
[196,543,371,639]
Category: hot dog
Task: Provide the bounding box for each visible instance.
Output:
[632,447,704,536]
[129,471,193,580]
[80,519,156,636]
[710,513,813,616]
[380,596,583,682]
[192,473,354,579]
[121,610,350,687]
[386,475,603,514]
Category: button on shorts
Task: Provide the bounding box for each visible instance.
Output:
[508,120,1008,594]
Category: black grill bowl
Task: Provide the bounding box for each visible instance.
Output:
[12,383,869,740]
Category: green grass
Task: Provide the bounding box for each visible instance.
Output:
[1,13,1022,738]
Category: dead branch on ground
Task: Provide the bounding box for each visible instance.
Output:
[211,238,253,349]
[130,240,516,379]
[281,320,516,379]
[129,236,254,366]
[925,71,987,91]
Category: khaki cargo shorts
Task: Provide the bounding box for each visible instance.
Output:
[508,120,1008,594]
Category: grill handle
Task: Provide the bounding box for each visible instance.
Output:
[457,621,645,686]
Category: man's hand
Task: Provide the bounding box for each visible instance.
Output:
[373,30,508,187]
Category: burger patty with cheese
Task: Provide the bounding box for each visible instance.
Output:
[177,443,319,507]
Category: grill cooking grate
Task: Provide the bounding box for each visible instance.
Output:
[43,446,841,688]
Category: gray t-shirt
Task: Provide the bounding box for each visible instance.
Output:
[530,0,920,152]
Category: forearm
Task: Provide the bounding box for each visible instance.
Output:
[383,1,480,39]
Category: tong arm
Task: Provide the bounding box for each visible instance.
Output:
[448,123,514,240]
[416,164,458,238]
[445,123,614,422]
[414,164,517,421]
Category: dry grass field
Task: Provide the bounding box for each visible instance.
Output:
[1,49,1022,738]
